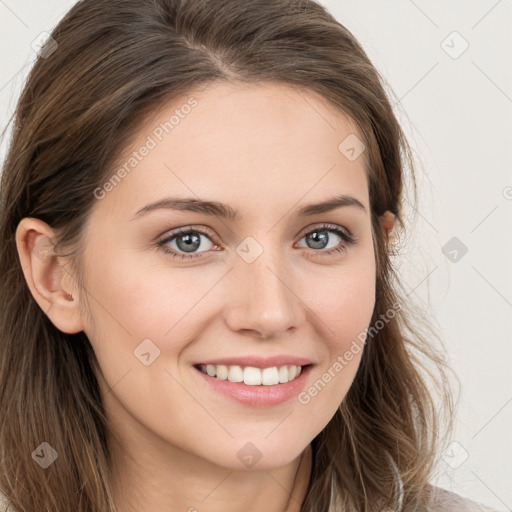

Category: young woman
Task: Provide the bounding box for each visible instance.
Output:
[0,0,499,510]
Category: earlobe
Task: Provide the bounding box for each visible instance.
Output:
[15,217,84,334]
[380,210,396,242]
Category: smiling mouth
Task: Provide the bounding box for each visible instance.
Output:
[195,363,311,386]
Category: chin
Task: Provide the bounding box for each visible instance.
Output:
[209,437,309,471]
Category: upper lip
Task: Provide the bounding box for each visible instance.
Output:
[195,355,313,369]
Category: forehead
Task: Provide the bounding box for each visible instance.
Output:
[98,81,369,219]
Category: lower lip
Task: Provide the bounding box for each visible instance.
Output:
[194,365,313,407]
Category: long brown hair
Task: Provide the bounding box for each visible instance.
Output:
[0,0,456,510]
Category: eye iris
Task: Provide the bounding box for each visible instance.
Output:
[176,232,201,253]
[307,230,329,249]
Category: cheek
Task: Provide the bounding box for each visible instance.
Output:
[296,256,376,414]
[80,249,231,402]
[78,250,182,380]
[83,247,207,340]
[309,254,376,348]
[79,253,214,438]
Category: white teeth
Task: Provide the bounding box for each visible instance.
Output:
[216,364,228,380]
[244,366,261,385]
[198,364,304,385]
[261,367,279,385]
[227,365,243,382]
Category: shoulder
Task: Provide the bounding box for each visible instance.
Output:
[425,485,500,512]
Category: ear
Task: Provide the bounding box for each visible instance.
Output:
[379,210,395,242]
[15,217,85,334]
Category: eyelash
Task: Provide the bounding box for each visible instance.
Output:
[157,223,357,261]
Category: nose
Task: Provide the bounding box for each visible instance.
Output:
[223,242,304,340]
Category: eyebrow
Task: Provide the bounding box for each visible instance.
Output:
[130,194,367,221]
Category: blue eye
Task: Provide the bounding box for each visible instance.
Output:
[157,227,218,260]
[157,223,356,260]
[296,224,355,257]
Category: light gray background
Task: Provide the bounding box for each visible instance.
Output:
[1,1,511,510]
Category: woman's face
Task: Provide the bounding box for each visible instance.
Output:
[77,81,378,469]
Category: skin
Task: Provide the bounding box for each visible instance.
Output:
[16,81,395,512]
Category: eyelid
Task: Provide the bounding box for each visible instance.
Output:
[296,222,354,240]
[157,224,219,244]
[158,223,354,244]
[157,222,356,260]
